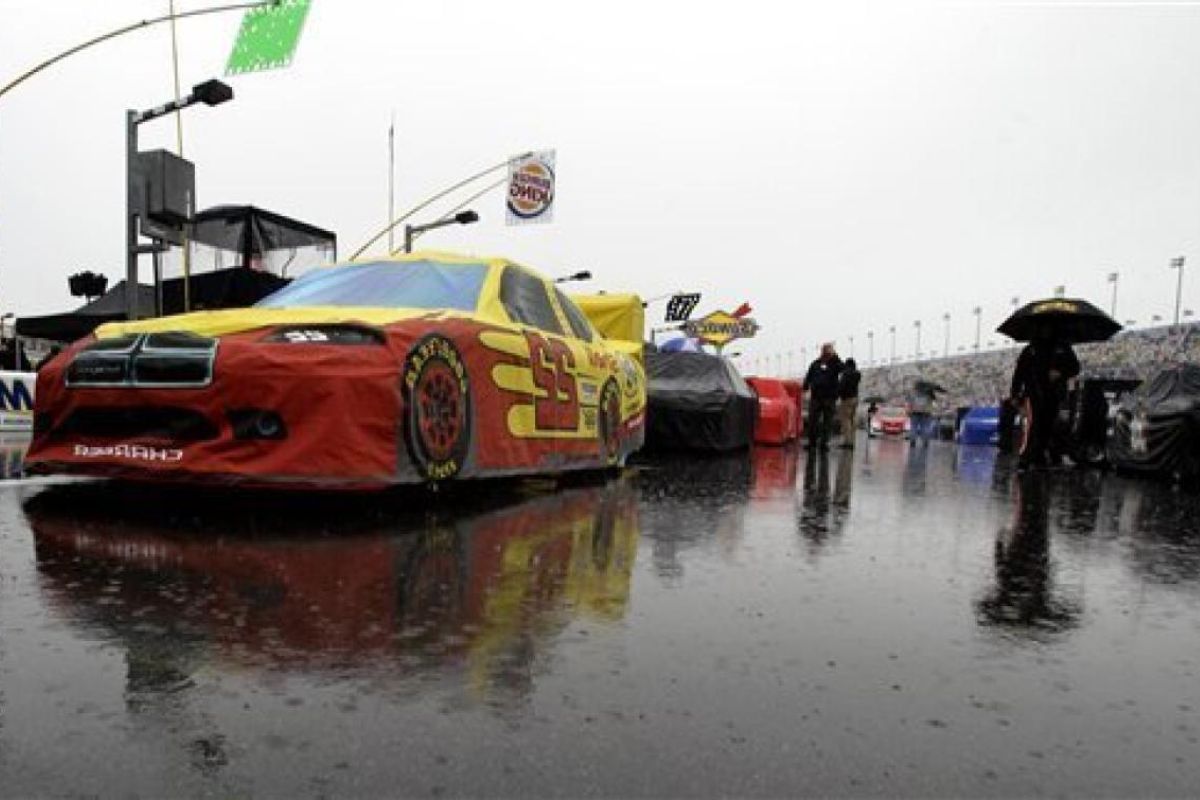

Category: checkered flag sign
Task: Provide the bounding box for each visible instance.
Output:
[226,0,312,76]
[665,293,701,323]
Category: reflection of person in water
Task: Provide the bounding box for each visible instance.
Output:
[976,471,1080,633]
[901,442,929,497]
[797,451,833,548]
[833,447,854,510]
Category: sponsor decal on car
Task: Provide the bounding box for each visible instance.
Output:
[579,381,599,405]
[619,356,641,398]
[1131,414,1148,455]
[73,444,184,462]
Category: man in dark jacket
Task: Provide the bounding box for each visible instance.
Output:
[1010,333,1080,468]
[836,358,861,448]
[804,343,843,451]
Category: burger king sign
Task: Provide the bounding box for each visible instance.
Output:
[507,150,556,225]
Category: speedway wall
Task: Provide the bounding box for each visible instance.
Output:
[860,322,1200,408]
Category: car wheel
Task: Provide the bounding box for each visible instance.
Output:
[1176,429,1200,490]
[403,335,472,482]
[598,379,622,468]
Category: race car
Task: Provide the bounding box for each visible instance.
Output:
[1109,364,1200,485]
[745,376,801,445]
[868,404,910,438]
[26,252,647,489]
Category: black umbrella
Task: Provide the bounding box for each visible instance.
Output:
[862,394,887,404]
[914,380,947,395]
[997,297,1121,343]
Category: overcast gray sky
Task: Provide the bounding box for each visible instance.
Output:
[3,0,1200,370]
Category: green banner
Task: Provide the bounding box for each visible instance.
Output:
[225,0,312,76]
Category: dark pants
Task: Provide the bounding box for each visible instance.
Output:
[1022,390,1060,466]
[997,399,1017,453]
[807,397,836,448]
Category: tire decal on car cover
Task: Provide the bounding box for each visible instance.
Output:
[403,335,472,481]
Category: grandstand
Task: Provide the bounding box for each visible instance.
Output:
[860,322,1200,409]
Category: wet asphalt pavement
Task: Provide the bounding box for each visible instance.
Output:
[2,436,1200,797]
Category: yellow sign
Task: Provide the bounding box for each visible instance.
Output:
[1032,300,1079,314]
[684,310,759,347]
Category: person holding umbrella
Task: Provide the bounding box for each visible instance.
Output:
[907,379,944,447]
[1009,329,1079,468]
[999,298,1118,469]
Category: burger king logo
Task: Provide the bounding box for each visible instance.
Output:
[507,151,556,223]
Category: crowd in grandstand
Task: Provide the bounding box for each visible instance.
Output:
[859,322,1200,410]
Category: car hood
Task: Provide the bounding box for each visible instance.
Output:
[95,306,476,341]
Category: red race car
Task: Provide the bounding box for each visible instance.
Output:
[745,376,801,445]
[26,252,648,489]
[868,404,910,438]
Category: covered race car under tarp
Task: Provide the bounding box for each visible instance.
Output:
[958,406,1000,446]
[643,351,757,452]
[1109,364,1200,484]
[745,376,801,445]
[571,293,645,348]
[25,252,647,490]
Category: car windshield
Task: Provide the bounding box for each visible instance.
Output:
[256,260,488,311]
[880,406,906,416]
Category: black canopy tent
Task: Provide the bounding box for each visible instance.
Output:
[16,270,290,343]
[17,280,156,342]
[181,204,336,278]
[17,205,336,344]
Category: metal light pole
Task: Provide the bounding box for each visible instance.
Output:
[889,325,896,364]
[388,115,396,253]
[942,312,950,358]
[1170,256,1186,327]
[126,78,232,320]
[403,210,479,252]
[351,152,533,259]
[0,1,273,102]
[973,306,982,352]
[913,319,921,362]
[1107,271,1119,318]
[848,334,855,358]
[867,330,874,366]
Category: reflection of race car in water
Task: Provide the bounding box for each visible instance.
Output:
[26,253,646,489]
[750,444,800,500]
[27,480,639,688]
[868,405,910,438]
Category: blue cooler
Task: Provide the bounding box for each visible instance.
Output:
[959,406,1000,446]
